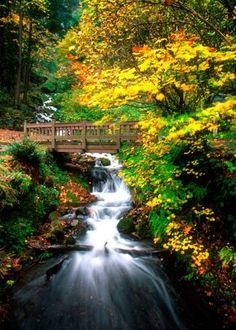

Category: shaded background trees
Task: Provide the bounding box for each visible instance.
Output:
[0,0,80,128]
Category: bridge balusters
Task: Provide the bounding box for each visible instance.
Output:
[24,120,138,152]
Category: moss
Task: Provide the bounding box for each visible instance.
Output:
[65,235,76,245]
[98,158,111,166]
[117,217,135,234]
[135,218,152,239]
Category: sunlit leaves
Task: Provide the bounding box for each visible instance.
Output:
[78,35,236,113]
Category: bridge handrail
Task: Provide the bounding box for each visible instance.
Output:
[23,120,139,152]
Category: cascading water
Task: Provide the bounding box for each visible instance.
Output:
[10,154,185,330]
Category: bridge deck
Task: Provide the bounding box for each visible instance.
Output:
[24,121,138,153]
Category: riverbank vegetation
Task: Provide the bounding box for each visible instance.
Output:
[0,141,95,291]
[0,0,235,328]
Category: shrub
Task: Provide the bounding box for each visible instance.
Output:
[0,217,33,253]
[8,139,43,169]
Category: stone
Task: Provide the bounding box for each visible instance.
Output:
[75,207,89,217]
[117,217,135,234]
[97,157,111,166]
[65,236,76,245]
[70,219,79,227]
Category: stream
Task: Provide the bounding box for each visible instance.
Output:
[9,154,186,330]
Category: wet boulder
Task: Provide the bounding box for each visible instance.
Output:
[97,157,111,166]
[75,207,89,217]
[77,221,87,237]
[65,236,76,245]
[70,219,79,227]
[49,229,65,244]
[117,217,135,235]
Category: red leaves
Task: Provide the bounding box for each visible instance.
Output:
[12,258,22,272]
[164,0,174,6]
[66,53,76,60]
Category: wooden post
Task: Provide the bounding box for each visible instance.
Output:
[116,123,121,150]
[82,121,86,151]
[51,120,56,149]
[23,120,27,139]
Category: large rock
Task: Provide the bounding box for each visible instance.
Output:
[65,236,76,245]
[117,217,135,234]
[97,157,111,166]
[49,230,65,244]
[75,207,90,217]
[70,219,79,227]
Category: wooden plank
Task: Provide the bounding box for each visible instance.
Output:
[26,123,52,129]
[55,136,83,142]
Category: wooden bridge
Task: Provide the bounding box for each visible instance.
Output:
[24,121,138,153]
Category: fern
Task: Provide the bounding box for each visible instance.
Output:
[149,208,170,240]
[187,183,207,202]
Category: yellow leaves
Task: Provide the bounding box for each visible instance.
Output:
[164,220,210,272]
[198,61,210,71]
[211,72,236,87]
[118,68,137,81]
[147,197,162,208]
[180,83,196,93]
[192,206,216,222]
[61,21,235,113]
[69,45,76,51]
[156,93,165,101]
[153,236,161,244]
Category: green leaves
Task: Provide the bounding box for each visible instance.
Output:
[219,247,236,273]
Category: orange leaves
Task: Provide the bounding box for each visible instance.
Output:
[132,45,150,54]
[188,35,199,45]
[66,53,76,60]
[59,180,96,205]
[12,258,22,272]
[70,61,89,84]
[183,225,192,235]
[0,252,22,278]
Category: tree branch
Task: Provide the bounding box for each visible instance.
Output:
[170,1,232,45]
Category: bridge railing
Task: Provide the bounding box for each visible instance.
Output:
[24,120,138,153]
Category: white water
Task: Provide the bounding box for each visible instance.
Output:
[81,153,134,249]
[36,96,57,123]
[11,154,185,330]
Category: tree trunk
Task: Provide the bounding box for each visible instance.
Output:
[27,243,166,257]
[23,17,33,102]
[15,0,23,107]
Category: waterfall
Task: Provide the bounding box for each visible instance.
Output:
[10,154,185,330]
[35,96,57,123]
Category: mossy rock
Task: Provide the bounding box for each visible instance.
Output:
[65,235,76,245]
[97,158,111,166]
[49,229,65,243]
[117,217,135,234]
[135,218,152,239]
[78,155,96,166]
[75,220,87,237]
